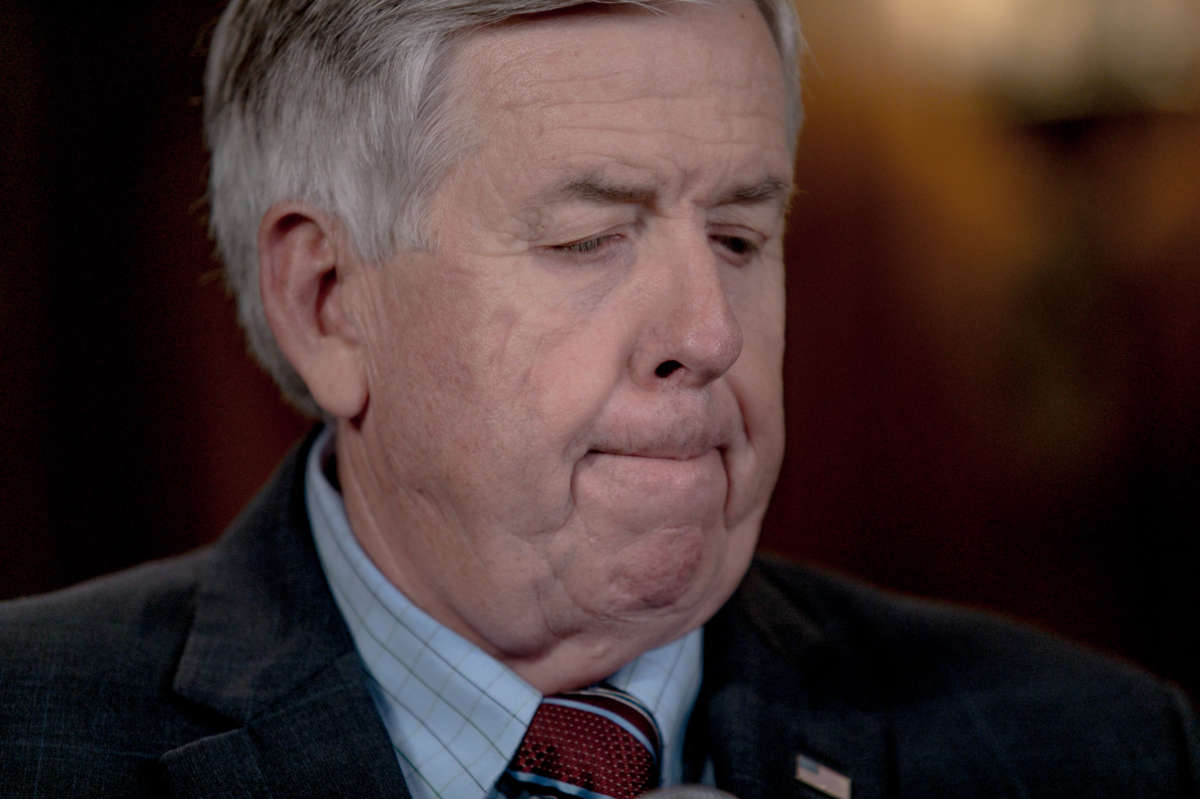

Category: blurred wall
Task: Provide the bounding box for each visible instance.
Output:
[3,1,1198,699]
[1,1,308,596]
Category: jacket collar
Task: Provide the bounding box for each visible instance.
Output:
[158,429,409,798]
[700,557,1029,799]
[694,558,891,799]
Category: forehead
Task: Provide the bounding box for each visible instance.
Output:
[463,2,784,101]
[444,0,793,201]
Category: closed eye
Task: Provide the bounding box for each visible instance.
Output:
[711,234,760,261]
[550,233,623,256]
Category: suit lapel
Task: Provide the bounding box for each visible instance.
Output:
[698,561,891,799]
[159,654,410,799]
[154,432,409,798]
[701,559,1035,799]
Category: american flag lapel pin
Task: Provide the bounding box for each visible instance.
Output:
[795,753,852,799]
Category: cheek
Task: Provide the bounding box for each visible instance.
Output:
[733,268,786,423]
[723,275,786,519]
[354,267,506,482]
[363,255,537,410]
[502,294,634,441]
[741,318,785,427]
[726,355,785,517]
[365,289,610,516]
[742,332,786,484]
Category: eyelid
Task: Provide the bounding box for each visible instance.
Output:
[708,224,766,262]
[552,233,622,254]
[535,233,630,267]
[540,219,638,261]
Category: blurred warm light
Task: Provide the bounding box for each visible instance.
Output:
[876,0,1200,116]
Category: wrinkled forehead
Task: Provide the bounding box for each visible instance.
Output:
[449,0,790,141]
[423,0,794,239]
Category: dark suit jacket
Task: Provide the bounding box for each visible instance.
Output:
[3,434,1198,797]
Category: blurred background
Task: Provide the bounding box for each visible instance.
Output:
[3,0,1198,699]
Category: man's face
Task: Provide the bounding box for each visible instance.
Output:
[339,0,792,686]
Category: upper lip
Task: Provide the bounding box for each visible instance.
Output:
[591,446,718,461]
[588,429,727,461]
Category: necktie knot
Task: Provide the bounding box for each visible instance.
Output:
[499,684,663,799]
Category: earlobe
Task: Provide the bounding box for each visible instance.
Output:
[258,203,369,420]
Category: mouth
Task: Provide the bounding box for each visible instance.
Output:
[586,426,730,462]
[586,444,722,462]
[579,445,728,488]
[573,447,729,522]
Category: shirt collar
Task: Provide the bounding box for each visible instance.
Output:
[305,426,702,796]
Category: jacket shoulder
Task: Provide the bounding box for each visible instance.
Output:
[745,554,1174,696]
[732,555,1200,796]
[0,548,218,793]
[0,547,209,671]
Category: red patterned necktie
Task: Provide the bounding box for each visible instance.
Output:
[497,684,663,799]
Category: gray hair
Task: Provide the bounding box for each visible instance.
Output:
[204,0,805,416]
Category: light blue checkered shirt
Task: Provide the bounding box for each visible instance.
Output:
[305,428,703,798]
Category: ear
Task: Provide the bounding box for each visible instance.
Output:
[258,202,368,420]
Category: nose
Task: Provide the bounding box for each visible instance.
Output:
[632,244,743,389]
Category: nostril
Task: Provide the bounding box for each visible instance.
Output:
[655,360,683,378]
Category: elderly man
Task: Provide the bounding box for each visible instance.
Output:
[1,0,1197,797]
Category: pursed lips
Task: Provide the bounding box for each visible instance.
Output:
[579,392,740,467]
[585,427,730,462]
[587,445,721,461]
[571,424,733,523]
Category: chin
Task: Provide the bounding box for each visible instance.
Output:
[609,524,722,614]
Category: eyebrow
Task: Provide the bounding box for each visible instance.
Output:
[712,176,792,208]
[530,174,793,212]
[549,177,657,207]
